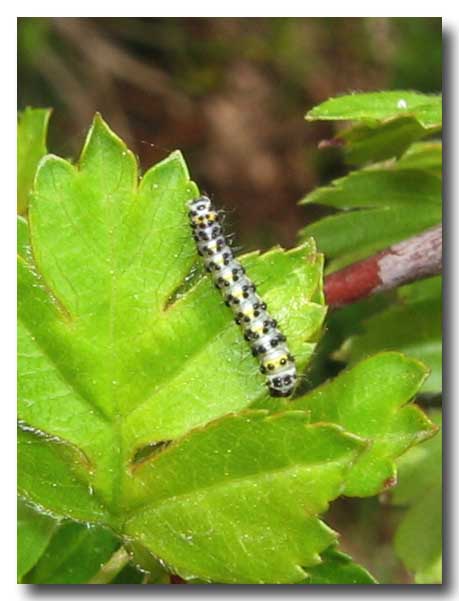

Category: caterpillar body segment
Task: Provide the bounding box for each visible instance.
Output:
[188,195,296,397]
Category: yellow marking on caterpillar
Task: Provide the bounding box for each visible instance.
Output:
[232,287,244,300]
[242,307,255,319]
[262,354,288,371]
[191,211,217,225]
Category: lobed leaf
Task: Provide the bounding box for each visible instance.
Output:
[18,114,329,583]
[294,352,437,497]
[125,411,365,583]
[17,107,51,215]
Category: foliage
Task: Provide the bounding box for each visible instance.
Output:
[391,410,442,583]
[299,90,442,584]
[337,277,442,394]
[17,107,439,584]
[300,90,442,393]
[303,546,377,584]
[17,499,57,582]
[17,107,51,215]
[301,161,441,273]
[306,90,441,128]
[301,91,442,272]
[295,353,436,496]
[23,521,120,584]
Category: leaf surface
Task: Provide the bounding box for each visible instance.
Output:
[17,107,51,215]
[17,498,57,582]
[18,427,109,522]
[391,410,442,583]
[294,353,437,496]
[23,521,120,584]
[303,546,377,584]
[125,412,365,583]
[336,117,429,164]
[302,92,442,271]
[299,163,441,272]
[18,114,329,583]
[396,141,442,175]
[306,91,442,129]
[338,277,442,394]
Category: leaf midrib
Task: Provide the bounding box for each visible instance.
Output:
[123,259,323,422]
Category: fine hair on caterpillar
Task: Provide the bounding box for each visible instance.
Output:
[188,195,297,397]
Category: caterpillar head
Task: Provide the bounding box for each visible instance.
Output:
[188,196,212,218]
[267,369,297,397]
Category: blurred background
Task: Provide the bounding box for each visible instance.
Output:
[17,17,442,251]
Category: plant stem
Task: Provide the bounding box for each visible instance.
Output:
[88,546,131,584]
[324,225,442,308]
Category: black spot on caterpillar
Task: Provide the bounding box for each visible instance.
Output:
[188,195,296,397]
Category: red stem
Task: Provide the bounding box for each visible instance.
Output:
[324,225,442,309]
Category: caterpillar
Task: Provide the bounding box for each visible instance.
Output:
[187,195,297,397]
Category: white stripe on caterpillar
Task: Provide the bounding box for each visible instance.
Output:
[188,195,297,397]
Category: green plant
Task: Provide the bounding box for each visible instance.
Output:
[17,91,441,584]
[299,90,442,582]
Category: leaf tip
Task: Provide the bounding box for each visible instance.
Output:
[80,112,136,167]
[163,149,192,181]
[32,153,75,194]
[91,112,126,145]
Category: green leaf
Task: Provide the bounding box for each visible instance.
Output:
[302,93,442,271]
[18,114,327,583]
[17,216,31,261]
[18,426,109,522]
[303,293,392,392]
[306,91,442,129]
[391,410,442,583]
[125,541,169,583]
[17,107,51,215]
[299,165,441,271]
[294,352,437,497]
[24,521,120,584]
[338,277,442,394]
[336,117,429,165]
[303,546,377,584]
[125,412,365,584]
[396,141,442,176]
[17,498,58,582]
